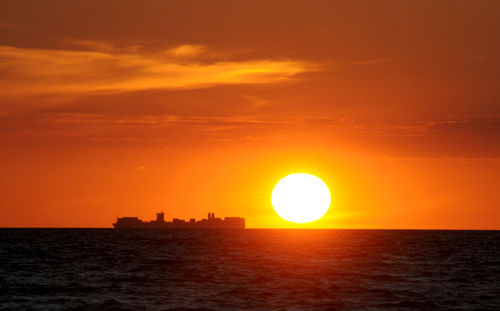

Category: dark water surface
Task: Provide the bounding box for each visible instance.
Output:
[1,229,499,310]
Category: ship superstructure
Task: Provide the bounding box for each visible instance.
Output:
[113,211,245,229]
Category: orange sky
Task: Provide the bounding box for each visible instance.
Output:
[1,0,499,228]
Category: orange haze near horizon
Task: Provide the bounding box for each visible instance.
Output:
[1,1,499,229]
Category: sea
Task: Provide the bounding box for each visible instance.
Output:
[1,229,499,310]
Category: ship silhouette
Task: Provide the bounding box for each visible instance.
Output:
[113,211,245,229]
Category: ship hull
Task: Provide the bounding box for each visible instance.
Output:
[113,223,245,229]
[113,214,245,229]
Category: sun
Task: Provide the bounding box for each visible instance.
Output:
[272,173,331,223]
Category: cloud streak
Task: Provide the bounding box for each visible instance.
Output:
[0,22,27,30]
[3,109,499,157]
[0,44,313,97]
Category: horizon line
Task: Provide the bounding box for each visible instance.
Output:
[0,227,498,231]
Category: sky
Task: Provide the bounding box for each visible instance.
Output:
[0,0,499,228]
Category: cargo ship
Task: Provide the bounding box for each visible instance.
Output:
[113,211,245,229]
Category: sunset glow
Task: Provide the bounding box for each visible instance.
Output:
[2,2,498,310]
[0,1,499,229]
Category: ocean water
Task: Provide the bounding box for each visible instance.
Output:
[1,229,499,310]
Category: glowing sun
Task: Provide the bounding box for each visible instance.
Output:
[272,173,331,223]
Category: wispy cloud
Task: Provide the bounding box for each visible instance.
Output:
[165,44,207,58]
[0,43,313,97]
[0,22,27,30]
